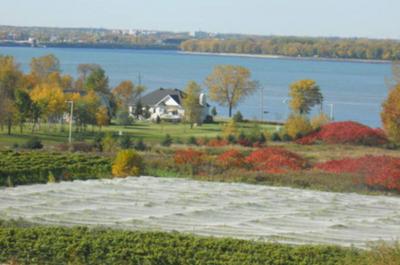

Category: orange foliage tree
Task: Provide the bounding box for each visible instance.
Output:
[381,84,400,142]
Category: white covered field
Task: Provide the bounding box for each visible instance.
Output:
[1,176,400,247]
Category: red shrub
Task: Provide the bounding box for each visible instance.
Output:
[217,149,246,168]
[237,139,253,147]
[315,156,400,192]
[297,121,388,146]
[207,138,229,147]
[174,149,205,166]
[246,147,307,174]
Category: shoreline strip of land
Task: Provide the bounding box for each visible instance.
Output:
[178,51,392,64]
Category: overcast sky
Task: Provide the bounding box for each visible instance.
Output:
[0,0,398,39]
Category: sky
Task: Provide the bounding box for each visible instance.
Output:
[0,0,398,39]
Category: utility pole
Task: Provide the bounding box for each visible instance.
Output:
[328,103,335,120]
[138,72,142,86]
[260,86,264,121]
[66,100,74,144]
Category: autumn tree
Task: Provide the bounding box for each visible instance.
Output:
[289,79,323,115]
[47,72,73,89]
[96,106,110,130]
[205,65,258,117]
[0,56,22,135]
[381,84,400,142]
[30,54,60,83]
[182,81,203,128]
[284,114,313,139]
[30,83,65,124]
[112,80,145,110]
[222,119,239,137]
[74,91,101,130]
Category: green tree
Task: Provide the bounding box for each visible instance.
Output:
[205,65,258,117]
[0,56,22,135]
[211,106,217,116]
[85,67,109,93]
[14,89,33,133]
[182,81,203,128]
[233,111,244,122]
[134,100,143,118]
[76,64,101,90]
[289,79,323,115]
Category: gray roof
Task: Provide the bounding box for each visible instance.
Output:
[137,88,184,106]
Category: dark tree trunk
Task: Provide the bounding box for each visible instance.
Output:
[7,119,12,135]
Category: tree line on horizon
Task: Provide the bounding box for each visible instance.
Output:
[181,37,400,61]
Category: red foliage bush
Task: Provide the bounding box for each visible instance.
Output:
[297,121,388,146]
[315,155,400,192]
[246,147,307,174]
[174,149,205,166]
[237,139,253,147]
[217,149,246,168]
[207,138,229,147]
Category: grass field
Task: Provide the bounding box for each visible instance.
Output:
[0,120,278,147]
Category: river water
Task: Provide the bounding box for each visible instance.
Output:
[0,47,391,127]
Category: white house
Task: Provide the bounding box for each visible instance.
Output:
[129,88,209,122]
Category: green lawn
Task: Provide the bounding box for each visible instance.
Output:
[0,121,278,147]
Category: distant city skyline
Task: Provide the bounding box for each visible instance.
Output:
[0,0,398,39]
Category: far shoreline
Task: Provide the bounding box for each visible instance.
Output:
[1,43,392,64]
[178,51,392,65]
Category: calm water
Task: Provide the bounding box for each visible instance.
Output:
[0,47,391,127]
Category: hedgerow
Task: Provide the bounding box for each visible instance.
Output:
[0,150,112,186]
[0,223,364,265]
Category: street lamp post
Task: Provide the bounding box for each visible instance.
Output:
[66,100,74,144]
[328,103,335,120]
[260,86,264,121]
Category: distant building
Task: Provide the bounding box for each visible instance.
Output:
[129,88,209,122]
[194,31,210,39]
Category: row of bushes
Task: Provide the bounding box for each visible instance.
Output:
[160,121,391,150]
[173,147,308,175]
[316,155,400,192]
[2,221,398,265]
[0,150,112,186]
[3,145,400,193]
[169,147,400,192]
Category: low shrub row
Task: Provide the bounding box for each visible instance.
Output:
[173,147,309,176]
[0,222,377,265]
[168,148,400,193]
[0,150,112,186]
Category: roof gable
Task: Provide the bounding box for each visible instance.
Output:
[137,88,184,106]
